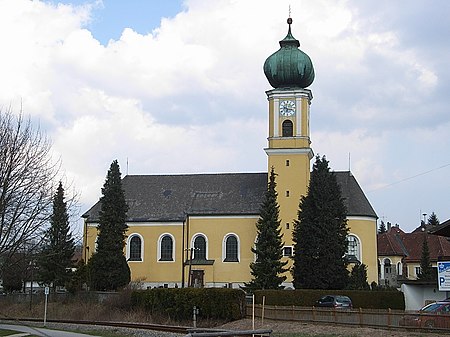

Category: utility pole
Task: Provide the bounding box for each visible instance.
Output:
[29,250,34,311]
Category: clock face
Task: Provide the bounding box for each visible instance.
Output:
[279,100,296,116]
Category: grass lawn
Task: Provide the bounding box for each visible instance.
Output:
[0,329,23,336]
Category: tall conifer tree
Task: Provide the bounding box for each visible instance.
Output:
[427,212,440,226]
[37,182,75,289]
[418,235,434,281]
[378,221,387,234]
[246,167,288,290]
[292,155,349,289]
[89,160,130,290]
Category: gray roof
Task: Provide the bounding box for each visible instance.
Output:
[335,172,378,218]
[83,171,377,223]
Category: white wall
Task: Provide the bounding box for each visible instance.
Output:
[401,283,449,310]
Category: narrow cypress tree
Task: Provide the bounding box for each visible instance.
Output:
[418,235,434,281]
[89,160,130,290]
[37,182,75,289]
[292,155,349,289]
[245,167,288,290]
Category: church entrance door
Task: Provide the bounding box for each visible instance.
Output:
[191,270,204,288]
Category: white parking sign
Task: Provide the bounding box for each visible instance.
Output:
[438,262,450,291]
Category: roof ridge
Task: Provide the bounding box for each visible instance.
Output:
[124,172,267,178]
[385,233,396,255]
[394,232,409,256]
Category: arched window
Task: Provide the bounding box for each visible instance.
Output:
[193,235,207,260]
[384,258,392,275]
[224,234,239,262]
[159,235,174,261]
[346,235,360,262]
[129,235,142,261]
[282,120,293,137]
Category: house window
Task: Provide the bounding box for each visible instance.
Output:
[346,235,360,262]
[286,223,290,229]
[193,235,207,260]
[129,235,142,261]
[415,266,421,277]
[397,262,402,276]
[384,259,392,274]
[286,190,290,197]
[159,235,174,261]
[283,246,293,257]
[286,160,290,166]
[282,120,293,137]
[224,235,239,262]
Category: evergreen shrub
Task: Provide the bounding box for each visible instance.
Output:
[131,288,246,320]
[253,289,405,310]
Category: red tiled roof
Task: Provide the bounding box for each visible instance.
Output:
[377,227,450,262]
[429,218,450,237]
[377,226,406,256]
[402,232,450,263]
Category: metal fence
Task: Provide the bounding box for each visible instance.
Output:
[246,304,450,332]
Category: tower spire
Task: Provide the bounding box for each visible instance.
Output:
[288,5,293,31]
[263,16,314,89]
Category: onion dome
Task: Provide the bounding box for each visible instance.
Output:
[264,18,315,89]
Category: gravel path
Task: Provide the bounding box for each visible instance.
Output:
[0,321,184,337]
[4,319,450,337]
[219,318,450,336]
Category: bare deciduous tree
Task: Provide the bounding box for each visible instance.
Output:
[0,108,60,257]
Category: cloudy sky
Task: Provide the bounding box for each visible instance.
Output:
[1,0,449,236]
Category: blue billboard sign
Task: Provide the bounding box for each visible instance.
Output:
[438,262,450,291]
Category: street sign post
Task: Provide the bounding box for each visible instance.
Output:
[44,286,49,326]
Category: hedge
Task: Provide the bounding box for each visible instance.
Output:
[131,288,246,320]
[252,289,405,310]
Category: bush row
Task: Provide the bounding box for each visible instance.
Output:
[131,288,246,320]
[252,289,405,310]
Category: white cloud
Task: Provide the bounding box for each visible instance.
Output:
[0,0,449,232]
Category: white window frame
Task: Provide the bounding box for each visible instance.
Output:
[397,262,403,276]
[157,233,175,263]
[415,266,421,277]
[191,233,208,260]
[346,234,362,261]
[384,258,392,274]
[283,246,293,257]
[222,233,240,262]
[253,235,258,262]
[126,233,144,262]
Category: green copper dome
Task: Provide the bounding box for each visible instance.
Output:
[264,18,315,89]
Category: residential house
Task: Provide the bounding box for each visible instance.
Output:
[378,225,450,286]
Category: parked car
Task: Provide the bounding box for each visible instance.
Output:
[315,295,353,309]
[399,300,450,328]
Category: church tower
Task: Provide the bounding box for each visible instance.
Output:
[263,18,315,247]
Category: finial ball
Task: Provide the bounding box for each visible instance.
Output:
[287,17,293,25]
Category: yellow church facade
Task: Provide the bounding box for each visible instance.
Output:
[83,18,378,288]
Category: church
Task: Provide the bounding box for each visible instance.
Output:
[82,18,378,289]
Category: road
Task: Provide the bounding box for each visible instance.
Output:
[0,324,100,337]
